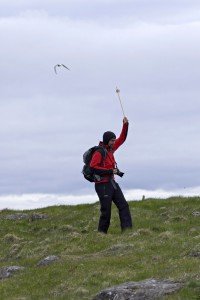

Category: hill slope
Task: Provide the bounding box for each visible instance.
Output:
[0,197,199,299]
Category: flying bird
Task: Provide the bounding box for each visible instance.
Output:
[54,64,70,74]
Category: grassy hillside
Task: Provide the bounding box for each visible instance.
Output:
[0,197,199,299]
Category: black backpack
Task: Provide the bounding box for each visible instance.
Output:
[82,146,107,182]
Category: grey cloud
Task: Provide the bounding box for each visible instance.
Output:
[1,1,200,25]
[1,15,200,104]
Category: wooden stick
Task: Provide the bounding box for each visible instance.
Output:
[116,87,125,117]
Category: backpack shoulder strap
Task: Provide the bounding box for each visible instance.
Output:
[95,146,107,165]
[96,146,107,157]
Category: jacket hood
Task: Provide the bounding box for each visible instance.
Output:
[99,141,110,150]
[103,131,116,145]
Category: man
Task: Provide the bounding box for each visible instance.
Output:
[90,117,133,234]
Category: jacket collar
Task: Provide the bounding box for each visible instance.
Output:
[99,141,111,151]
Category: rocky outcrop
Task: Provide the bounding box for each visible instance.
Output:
[192,211,200,217]
[3,213,29,220]
[0,266,24,280]
[189,251,200,258]
[93,279,183,300]
[37,255,59,266]
[29,213,48,221]
[1,213,48,221]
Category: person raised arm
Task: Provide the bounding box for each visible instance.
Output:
[113,117,129,152]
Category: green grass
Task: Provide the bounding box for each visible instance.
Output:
[0,197,199,299]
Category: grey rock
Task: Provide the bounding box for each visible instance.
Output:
[93,279,183,300]
[4,213,29,220]
[29,213,48,221]
[189,251,200,258]
[3,212,48,221]
[192,211,200,217]
[103,244,134,256]
[0,266,25,280]
[37,255,59,266]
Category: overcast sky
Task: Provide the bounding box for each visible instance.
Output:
[0,1,200,206]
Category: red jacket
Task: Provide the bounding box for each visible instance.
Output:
[90,122,129,183]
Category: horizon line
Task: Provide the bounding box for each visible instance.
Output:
[0,186,199,210]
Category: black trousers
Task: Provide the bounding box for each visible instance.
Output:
[95,181,133,233]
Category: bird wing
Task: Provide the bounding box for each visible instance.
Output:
[61,64,70,70]
[54,65,57,74]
